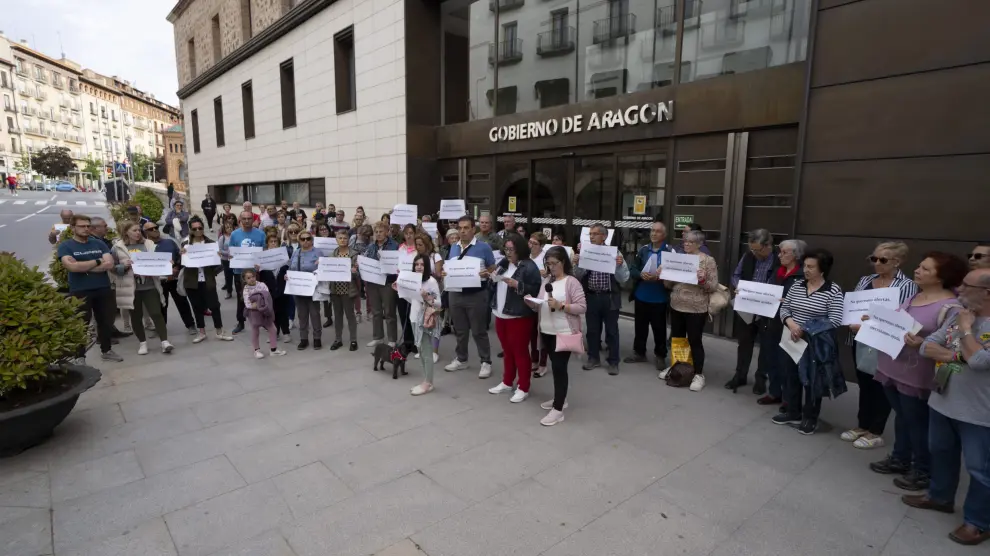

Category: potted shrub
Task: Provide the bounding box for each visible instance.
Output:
[0,252,100,457]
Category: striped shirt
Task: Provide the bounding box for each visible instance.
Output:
[852,270,918,304]
[779,279,845,329]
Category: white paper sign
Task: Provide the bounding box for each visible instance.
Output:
[379,251,401,274]
[641,254,658,275]
[779,327,809,364]
[397,271,422,301]
[439,199,467,220]
[577,242,618,274]
[316,257,351,282]
[856,304,916,359]
[181,242,221,268]
[580,226,615,245]
[284,270,318,297]
[445,257,482,289]
[734,280,785,318]
[313,237,338,254]
[658,251,699,285]
[54,223,69,233]
[532,250,545,269]
[229,246,262,269]
[398,250,416,272]
[391,204,418,227]
[493,250,505,265]
[843,287,900,326]
[131,252,173,276]
[542,244,575,259]
[358,255,386,285]
[421,222,438,239]
[526,295,547,305]
[254,248,289,271]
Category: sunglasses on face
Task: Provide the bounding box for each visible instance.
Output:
[191,227,203,232]
[969,253,986,260]
[868,256,890,264]
[145,227,159,233]
[299,236,313,241]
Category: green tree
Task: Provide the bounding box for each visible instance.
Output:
[13,152,31,174]
[131,153,152,181]
[82,156,102,179]
[31,146,74,178]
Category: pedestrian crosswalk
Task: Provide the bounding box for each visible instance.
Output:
[0,199,105,207]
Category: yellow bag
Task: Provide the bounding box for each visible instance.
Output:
[671,337,693,366]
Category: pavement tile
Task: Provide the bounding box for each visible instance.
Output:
[205,529,296,556]
[120,379,246,422]
[165,480,293,556]
[880,514,974,556]
[266,385,390,433]
[283,471,467,556]
[375,538,430,556]
[234,366,329,393]
[53,456,246,551]
[135,415,285,476]
[51,450,145,503]
[0,471,49,508]
[226,419,376,483]
[0,506,52,556]
[98,354,225,387]
[272,462,354,519]
[715,416,833,475]
[354,394,473,439]
[619,405,742,465]
[58,517,177,556]
[191,374,347,427]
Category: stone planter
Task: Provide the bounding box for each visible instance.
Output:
[0,365,102,457]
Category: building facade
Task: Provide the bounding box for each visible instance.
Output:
[163,123,188,192]
[169,0,990,332]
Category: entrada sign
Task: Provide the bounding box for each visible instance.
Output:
[489,101,673,143]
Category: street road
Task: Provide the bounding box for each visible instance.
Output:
[0,189,112,273]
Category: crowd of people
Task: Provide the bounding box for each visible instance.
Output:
[53,197,990,546]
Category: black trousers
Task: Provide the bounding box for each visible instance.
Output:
[632,299,668,359]
[854,345,891,434]
[162,279,195,329]
[585,292,620,366]
[221,261,233,294]
[235,275,246,325]
[204,212,215,230]
[396,297,416,349]
[670,309,707,374]
[541,333,572,411]
[273,295,290,335]
[73,287,114,356]
[781,351,823,421]
[186,285,223,329]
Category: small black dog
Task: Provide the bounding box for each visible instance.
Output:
[372,343,410,379]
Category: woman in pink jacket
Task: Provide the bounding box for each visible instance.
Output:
[525,246,587,426]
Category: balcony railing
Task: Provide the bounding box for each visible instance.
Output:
[3,104,15,113]
[15,67,28,78]
[700,17,746,50]
[537,27,576,57]
[66,134,82,143]
[488,39,524,66]
[488,0,524,12]
[134,119,148,130]
[656,5,677,36]
[35,73,48,84]
[71,118,82,128]
[8,126,20,134]
[69,82,80,95]
[593,14,637,45]
[35,90,47,101]
[53,79,64,90]
[0,80,11,90]
[23,126,43,136]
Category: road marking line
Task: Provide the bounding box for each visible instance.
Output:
[35,201,46,205]
[50,194,56,201]
[36,205,50,213]
[16,214,34,222]
[0,200,6,204]
[0,224,6,229]
[13,200,26,205]
[75,201,87,206]
[56,201,67,206]
[93,201,105,206]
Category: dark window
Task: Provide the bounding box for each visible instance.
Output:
[333,27,356,114]
[485,86,518,116]
[213,96,225,147]
[240,0,253,40]
[187,39,197,79]
[191,109,201,153]
[677,159,727,172]
[242,81,255,139]
[211,15,222,63]
[280,59,296,128]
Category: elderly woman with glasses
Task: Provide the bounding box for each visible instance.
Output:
[842,241,918,450]
[969,242,990,271]
[759,238,807,407]
[287,230,324,350]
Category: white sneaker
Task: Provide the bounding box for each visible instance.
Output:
[137,342,148,355]
[187,327,199,336]
[367,339,383,348]
[414,352,421,359]
[534,366,548,377]
[689,374,706,392]
[161,341,174,354]
[433,352,439,364]
[541,409,565,426]
[215,328,234,341]
[479,362,492,379]
[509,389,529,403]
[282,334,292,344]
[489,382,513,395]
[270,348,287,356]
[289,320,296,330]
[445,359,468,372]
[254,349,265,359]
[540,399,568,410]
[192,333,207,344]
[145,320,155,331]
[658,366,672,380]
[122,323,133,334]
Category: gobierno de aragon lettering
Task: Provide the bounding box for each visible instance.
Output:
[489,101,674,143]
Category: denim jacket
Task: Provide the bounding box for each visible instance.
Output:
[289,248,321,273]
[799,317,847,400]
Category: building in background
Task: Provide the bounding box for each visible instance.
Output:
[163,123,187,192]
[0,55,18,181]
[0,32,179,186]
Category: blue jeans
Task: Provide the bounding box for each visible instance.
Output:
[928,408,990,530]
[883,384,930,474]
[759,319,783,398]
[286,295,296,321]
[585,292,619,366]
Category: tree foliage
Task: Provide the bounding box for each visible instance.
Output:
[31,146,75,178]
[132,188,164,223]
[131,153,153,182]
[82,156,102,179]
[13,152,31,174]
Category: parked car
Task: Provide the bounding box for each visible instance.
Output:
[54,181,76,192]
[27,180,44,190]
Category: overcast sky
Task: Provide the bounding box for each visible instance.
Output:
[3,0,180,106]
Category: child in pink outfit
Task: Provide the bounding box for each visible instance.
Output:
[242,269,287,359]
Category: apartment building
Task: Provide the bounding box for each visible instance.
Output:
[0,56,17,179]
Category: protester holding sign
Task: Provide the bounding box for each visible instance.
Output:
[625,222,673,371]
[842,241,919,450]
[111,221,172,356]
[181,216,233,344]
[258,236,293,344]
[867,252,966,490]
[444,215,498,378]
[660,229,718,391]
[365,221,400,348]
[758,239,806,406]
[403,254,443,395]
[572,223,630,376]
[327,230,360,351]
[287,230,324,350]
[726,229,780,393]
[229,211,268,335]
[393,225,420,353]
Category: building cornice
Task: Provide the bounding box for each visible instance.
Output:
[11,44,82,75]
[166,0,195,23]
[0,57,13,68]
[120,88,180,115]
[176,0,336,100]
[80,76,120,96]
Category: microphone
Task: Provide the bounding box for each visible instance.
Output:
[545,283,555,312]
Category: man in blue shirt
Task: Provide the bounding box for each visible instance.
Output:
[229,210,268,333]
[444,215,498,378]
[143,221,197,335]
[58,214,124,363]
[625,221,672,371]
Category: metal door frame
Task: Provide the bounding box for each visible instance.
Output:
[716,131,750,337]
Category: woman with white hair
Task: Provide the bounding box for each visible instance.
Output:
[759,238,807,406]
[660,229,719,391]
[842,241,918,449]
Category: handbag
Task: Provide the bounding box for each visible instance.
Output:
[708,284,730,316]
[554,332,585,354]
[855,340,879,375]
[423,305,438,329]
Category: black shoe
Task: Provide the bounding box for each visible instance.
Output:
[329,340,343,350]
[753,377,767,396]
[224,291,232,300]
[798,419,818,435]
[870,455,910,475]
[771,412,802,425]
[607,365,620,376]
[441,325,452,336]
[323,318,333,328]
[497,351,504,358]
[297,339,309,350]
[582,359,601,371]
[623,354,647,364]
[893,470,930,491]
[349,341,358,351]
[232,324,244,334]
[313,339,322,350]
[111,338,120,345]
[724,376,747,390]
[111,328,132,339]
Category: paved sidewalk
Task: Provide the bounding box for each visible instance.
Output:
[0,298,975,556]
